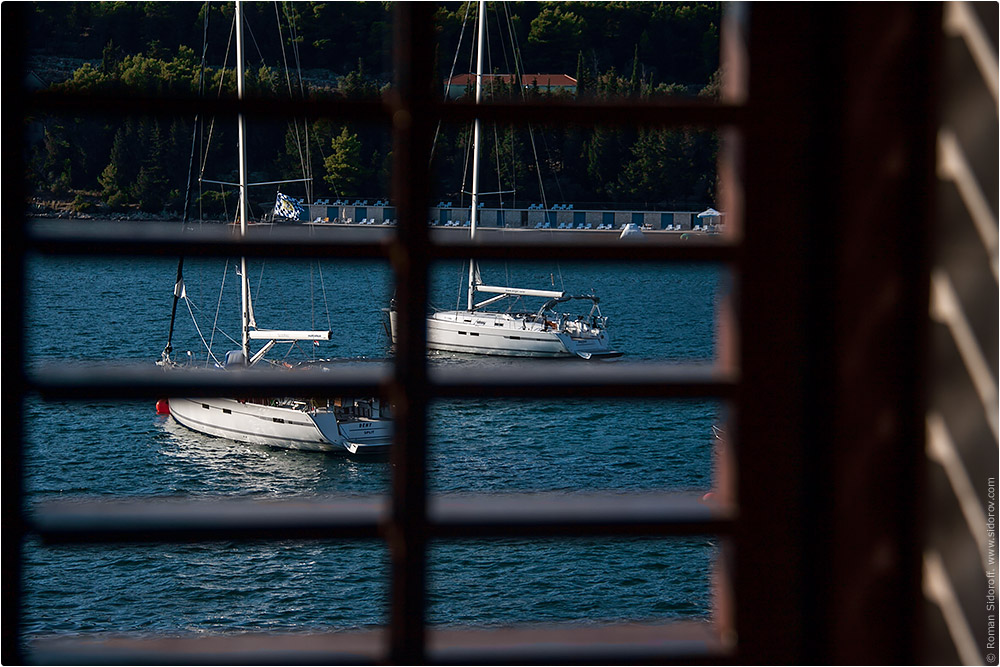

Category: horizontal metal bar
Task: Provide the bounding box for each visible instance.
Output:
[430,492,733,538]
[31,629,385,666]
[428,621,730,665]
[428,362,736,399]
[25,221,392,260]
[25,89,391,124]
[246,178,314,187]
[26,362,737,401]
[432,228,740,263]
[198,178,240,187]
[439,97,744,129]
[27,362,392,401]
[30,492,733,545]
[29,621,730,665]
[31,496,386,544]
[26,221,740,263]
[24,87,745,129]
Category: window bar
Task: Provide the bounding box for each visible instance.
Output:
[387,3,436,662]
[3,2,28,664]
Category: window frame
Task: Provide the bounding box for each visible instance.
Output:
[4,3,941,664]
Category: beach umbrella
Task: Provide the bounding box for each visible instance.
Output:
[697,207,721,218]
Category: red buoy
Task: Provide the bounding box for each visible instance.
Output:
[155,399,170,415]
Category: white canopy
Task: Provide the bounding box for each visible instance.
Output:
[697,207,721,218]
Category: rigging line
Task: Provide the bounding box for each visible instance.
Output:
[500,4,521,206]
[493,123,504,208]
[484,4,516,209]
[430,0,474,166]
[316,261,333,335]
[220,183,230,224]
[527,124,548,210]
[286,4,313,203]
[454,6,479,206]
[502,3,549,212]
[502,2,562,288]
[252,257,267,322]
[484,89,516,286]
[180,0,211,225]
[167,1,213,358]
[309,262,318,358]
[456,261,466,311]
[482,6,507,210]
[244,11,266,72]
[508,123,517,206]
[460,122,474,208]
[499,2,519,89]
[539,127,566,202]
[207,258,231,367]
[198,13,235,181]
[185,296,227,368]
[275,2,311,203]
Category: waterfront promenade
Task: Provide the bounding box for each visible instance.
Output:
[305,200,718,232]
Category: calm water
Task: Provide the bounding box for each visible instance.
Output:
[22,249,722,640]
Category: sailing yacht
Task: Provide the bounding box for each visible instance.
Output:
[387,0,619,360]
[158,1,392,455]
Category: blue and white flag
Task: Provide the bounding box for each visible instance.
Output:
[273,192,305,220]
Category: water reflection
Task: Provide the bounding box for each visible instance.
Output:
[157,416,390,497]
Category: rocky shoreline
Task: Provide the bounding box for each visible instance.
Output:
[30,198,200,223]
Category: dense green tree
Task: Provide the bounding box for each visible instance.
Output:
[322,127,367,196]
[27,1,723,213]
[34,122,75,195]
[526,5,587,71]
[134,122,170,213]
[338,59,381,99]
[98,117,172,210]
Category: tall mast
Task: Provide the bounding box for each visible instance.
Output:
[466,0,486,311]
[236,0,251,362]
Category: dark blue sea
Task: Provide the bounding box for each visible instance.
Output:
[22,246,722,641]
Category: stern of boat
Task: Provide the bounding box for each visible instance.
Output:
[559,332,622,359]
[311,410,393,455]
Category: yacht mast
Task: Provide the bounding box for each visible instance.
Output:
[466,0,486,311]
[236,0,251,362]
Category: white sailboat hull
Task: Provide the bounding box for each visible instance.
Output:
[385,2,618,361]
[389,310,618,358]
[168,397,392,454]
[159,2,393,457]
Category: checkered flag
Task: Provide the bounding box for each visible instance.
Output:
[273,192,305,220]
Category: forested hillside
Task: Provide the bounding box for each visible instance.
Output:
[27,1,721,217]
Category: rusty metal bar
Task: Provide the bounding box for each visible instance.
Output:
[23,87,744,130]
[31,492,734,545]
[819,6,938,663]
[32,496,387,544]
[27,362,736,402]
[386,3,435,661]
[734,5,829,662]
[2,2,28,664]
[25,220,740,263]
[732,4,938,664]
[30,621,730,666]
